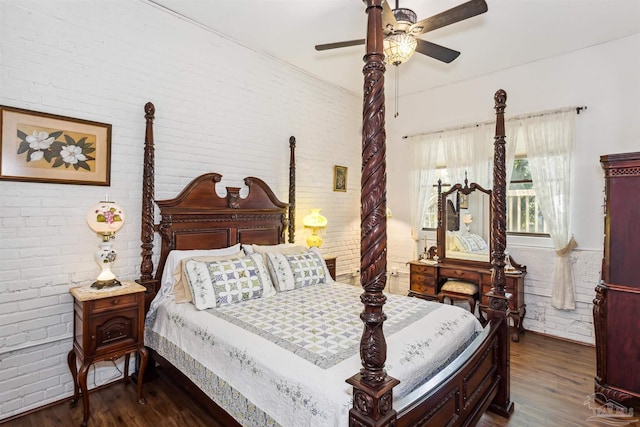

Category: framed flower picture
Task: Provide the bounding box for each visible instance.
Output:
[0,106,112,186]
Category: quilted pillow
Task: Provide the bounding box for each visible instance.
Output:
[266,249,327,292]
[160,244,242,293]
[452,232,488,253]
[184,253,275,310]
[173,252,245,304]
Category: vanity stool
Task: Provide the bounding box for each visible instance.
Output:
[438,280,480,316]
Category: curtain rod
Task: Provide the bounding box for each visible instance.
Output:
[402,105,587,140]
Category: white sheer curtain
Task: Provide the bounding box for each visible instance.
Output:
[473,122,518,188]
[441,127,495,187]
[442,128,476,185]
[409,135,439,244]
[521,111,577,310]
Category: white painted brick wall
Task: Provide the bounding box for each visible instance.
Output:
[0,0,361,419]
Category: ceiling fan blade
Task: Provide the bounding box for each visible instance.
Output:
[415,39,460,63]
[315,39,366,51]
[382,0,398,32]
[409,0,488,36]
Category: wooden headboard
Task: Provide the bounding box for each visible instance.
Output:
[446,199,460,231]
[137,103,294,308]
[153,173,288,291]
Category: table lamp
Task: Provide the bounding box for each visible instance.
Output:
[462,213,473,233]
[302,208,327,248]
[86,199,125,289]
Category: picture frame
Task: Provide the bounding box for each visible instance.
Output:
[459,193,469,209]
[333,165,348,192]
[0,106,112,186]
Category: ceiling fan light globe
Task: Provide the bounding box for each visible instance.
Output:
[383,33,417,65]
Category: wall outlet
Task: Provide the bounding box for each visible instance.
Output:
[352,268,361,277]
[390,268,399,276]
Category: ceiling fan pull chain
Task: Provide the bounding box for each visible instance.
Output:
[394,65,400,118]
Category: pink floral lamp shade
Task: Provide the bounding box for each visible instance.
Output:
[86,201,125,236]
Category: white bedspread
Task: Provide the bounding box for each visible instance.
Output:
[145,281,481,427]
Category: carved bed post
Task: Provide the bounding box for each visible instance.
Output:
[346,1,399,426]
[288,136,296,243]
[139,102,156,295]
[487,89,514,417]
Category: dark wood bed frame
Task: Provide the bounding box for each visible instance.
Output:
[135,2,513,425]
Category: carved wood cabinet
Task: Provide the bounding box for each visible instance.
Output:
[594,152,640,409]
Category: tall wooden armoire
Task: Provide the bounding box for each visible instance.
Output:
[594,152,640,408]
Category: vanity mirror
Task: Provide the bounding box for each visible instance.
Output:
[436,178,492,265]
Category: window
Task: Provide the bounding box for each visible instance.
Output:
[507,158,548,235]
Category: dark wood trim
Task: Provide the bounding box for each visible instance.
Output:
[138,102,157,307]
[288,136,296,243]
[346,1,398,426]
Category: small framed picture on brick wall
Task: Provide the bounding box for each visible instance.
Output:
[333,165,347,192]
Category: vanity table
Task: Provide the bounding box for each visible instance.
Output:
[408,259,526,340]
[409,176,527,341]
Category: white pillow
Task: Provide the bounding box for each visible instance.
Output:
[452,232,488,253]
[184,253,275,310]
[160,244,242,293]
[242,243,304,255]
[266,249,327,292]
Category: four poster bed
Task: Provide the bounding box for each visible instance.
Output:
[136,2,514,426]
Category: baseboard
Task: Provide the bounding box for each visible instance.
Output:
[523,330,595,348]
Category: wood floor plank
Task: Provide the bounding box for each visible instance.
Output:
[3,331,634,427]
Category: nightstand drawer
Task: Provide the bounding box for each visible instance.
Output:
[90,309,139,355]
[91,294,138,313]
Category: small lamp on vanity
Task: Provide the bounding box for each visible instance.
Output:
[303,208,327,248]
[462,213,473,233]
[86,198,125,289]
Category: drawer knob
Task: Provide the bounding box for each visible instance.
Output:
[91,335,96,341]
[112,299,120,305]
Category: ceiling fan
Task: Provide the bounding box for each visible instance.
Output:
[315,0,488,65]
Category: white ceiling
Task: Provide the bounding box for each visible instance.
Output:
[149,0,640,97]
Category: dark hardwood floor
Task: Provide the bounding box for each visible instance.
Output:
[2,332,625,427]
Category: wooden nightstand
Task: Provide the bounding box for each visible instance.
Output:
[324,256,337,280]
[67,281,148,427]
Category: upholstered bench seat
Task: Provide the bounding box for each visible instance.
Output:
[438,280,479,315]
